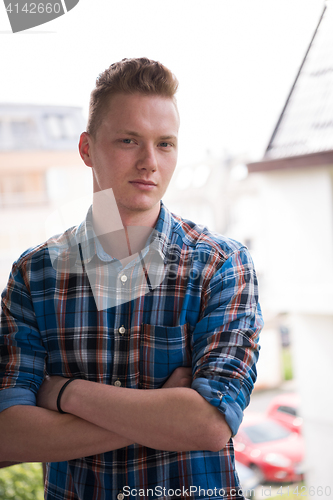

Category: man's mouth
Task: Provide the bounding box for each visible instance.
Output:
[129,179,157,190]
[130,179,157,185]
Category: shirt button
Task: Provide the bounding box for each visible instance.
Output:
[118,326,126,335]
[120,275,127,283]
[117,494,124,500]
[114,380,122,387]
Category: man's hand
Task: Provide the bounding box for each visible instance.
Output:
[162,367,192,389]
[37,367,192,413]
[37,376,69,412]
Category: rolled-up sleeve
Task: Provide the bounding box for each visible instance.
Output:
[191,247,263,436]
[0,262,46,413]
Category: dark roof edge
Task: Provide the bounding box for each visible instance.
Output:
[263,4,327,157]
[247,150,333,173]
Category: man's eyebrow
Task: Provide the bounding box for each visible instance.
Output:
[116,130,142,137]
[116,130,177,141]
[159,135,178,141]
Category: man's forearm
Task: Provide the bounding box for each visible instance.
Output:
[0,405,133,463]
[61,381,231,452]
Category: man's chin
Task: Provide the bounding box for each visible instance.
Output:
[125,195,161,211]
[118,199,161,217]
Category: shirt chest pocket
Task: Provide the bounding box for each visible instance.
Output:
[140,324,191,389]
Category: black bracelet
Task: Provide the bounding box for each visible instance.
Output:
[57,378,76,414]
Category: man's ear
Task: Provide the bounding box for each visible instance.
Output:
[79,132,94,168]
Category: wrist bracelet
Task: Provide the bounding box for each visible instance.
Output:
[57,378,76,414]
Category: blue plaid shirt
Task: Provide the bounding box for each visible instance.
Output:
[0,202,263,500]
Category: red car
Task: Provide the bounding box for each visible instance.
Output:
[233,412,304,484]
[266,393,303,434]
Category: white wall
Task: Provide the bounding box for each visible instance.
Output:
[290,313,333,496]
[255,327,283,390]
[228,163,333,493]
[251,166,333,316]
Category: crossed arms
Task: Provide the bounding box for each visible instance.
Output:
[0,246,262,464]
[0,367,231,463]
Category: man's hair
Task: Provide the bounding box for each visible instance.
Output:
[87,57,179,137]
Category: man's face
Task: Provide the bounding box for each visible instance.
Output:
[80,92,179,224]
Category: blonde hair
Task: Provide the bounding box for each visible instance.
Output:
[87,57,179,137]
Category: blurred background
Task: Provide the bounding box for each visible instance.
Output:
[1,0,332,498]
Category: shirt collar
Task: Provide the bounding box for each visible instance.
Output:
[74,201,175,267]
[74,206,110,265]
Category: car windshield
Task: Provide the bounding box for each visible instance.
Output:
[243,421,291,443]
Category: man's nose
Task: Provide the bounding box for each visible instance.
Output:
[137,145,158,171]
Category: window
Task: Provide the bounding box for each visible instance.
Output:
[243,421,291,444]
[44,115,62,139]
[11,121,30,139]
[62,115,77,138]
[10,120,36,148]
[0,172,47,207]
[44,114,78,140]
[277,405,298,417]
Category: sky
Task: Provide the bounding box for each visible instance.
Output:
[0,0,325,165]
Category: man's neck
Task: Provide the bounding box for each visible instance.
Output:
[92,190,161,260]
[117,202,161,229]
[97,226,155,261]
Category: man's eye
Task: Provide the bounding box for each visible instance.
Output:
[159,142,172,148]
[122,138,134,144]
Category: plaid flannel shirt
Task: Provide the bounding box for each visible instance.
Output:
[0,202,263,500]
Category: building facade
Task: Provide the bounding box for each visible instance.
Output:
[247,2,333,494]
[0,104,91,291]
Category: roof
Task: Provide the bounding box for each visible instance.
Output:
[0,103,86,151]
[248,2,333,172]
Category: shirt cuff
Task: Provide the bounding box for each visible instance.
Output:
[0,387,36,413]
[192,377,243,437]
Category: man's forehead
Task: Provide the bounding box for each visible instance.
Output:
[92,93,179,140]
[102,95,179,131]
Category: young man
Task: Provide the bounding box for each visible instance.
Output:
[0,58,263,500]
